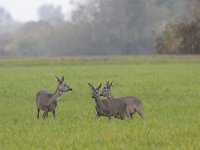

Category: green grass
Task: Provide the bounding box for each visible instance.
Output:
[0,56,199,150]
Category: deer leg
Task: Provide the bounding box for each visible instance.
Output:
[108,116,112,121]
[136,108,144,119]
[94,111,101,119]
[37,108,40,119]
[46,111,48,118]
[43,108,48,120]
[138,111,144,119]
[130,110,136,119]
[114,112,125,120]
[43,111,48,120]
[42,111,46,120]
[95,114,100,119]
[52,110,56,119]
[125,110,131,120]
[130,113,134,119]
[120,113,125,120]
[114,114,121,120]
[107,112,112,121]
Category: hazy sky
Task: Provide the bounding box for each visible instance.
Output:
[0,0,85,22]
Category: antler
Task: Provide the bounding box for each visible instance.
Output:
[88,83,94,89]
[110,81,114,86]
[55,76,62,83]
[61,76,64,81]
[97,83,102,90]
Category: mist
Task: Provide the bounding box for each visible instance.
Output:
[0,0,194,56]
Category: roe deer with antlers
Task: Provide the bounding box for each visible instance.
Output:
[88,83,131,121]
[36,76,72,120]
[100,81,144,119]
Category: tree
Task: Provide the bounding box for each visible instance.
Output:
[1,0,192,56]
[0,7,12,22]
[71,0,186,55]
[38,4,64,25]
[155,0,200,54]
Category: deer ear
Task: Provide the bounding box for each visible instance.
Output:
[56,76,62,83]
[110,81,113,86]
[88,83,94,89]
[55,76,60,82]
[106,81,109,86]
[98,83,102,90]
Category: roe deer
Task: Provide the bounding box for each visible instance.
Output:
[100,81,144,119]
[100,81,113,99]
[36,76,72,120]
[88,83,131,121]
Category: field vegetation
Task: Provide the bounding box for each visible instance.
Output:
[0,56,199,150]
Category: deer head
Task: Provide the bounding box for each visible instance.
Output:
[88,83,102,98]
[56,76,72,92]
[100,81,113,98]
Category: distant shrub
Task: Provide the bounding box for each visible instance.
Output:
[155,21,200,54]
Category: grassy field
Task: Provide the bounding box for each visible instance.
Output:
[0,56,199,150]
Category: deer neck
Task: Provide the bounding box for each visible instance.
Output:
[52,87,62,102]
[94,95,104,107]
[107,92,113,99]
[94,95,108,116]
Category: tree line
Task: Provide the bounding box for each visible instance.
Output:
[0,0,197,56]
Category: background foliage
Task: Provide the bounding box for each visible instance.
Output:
[155,0,200,54]
[0,0,197,56]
